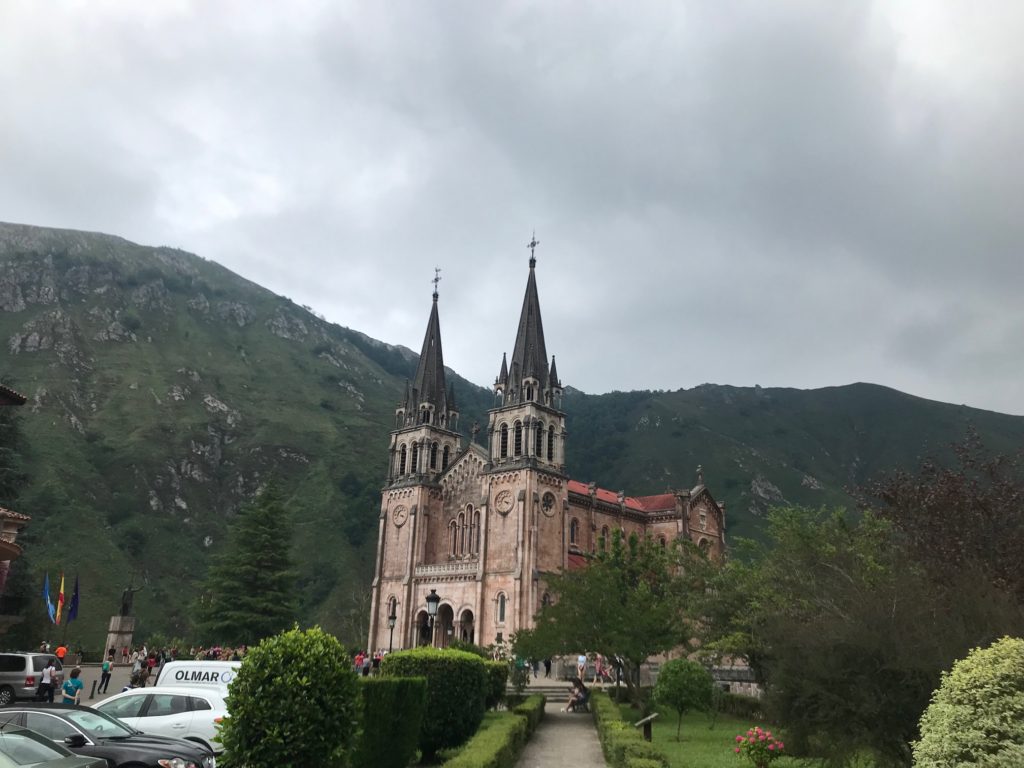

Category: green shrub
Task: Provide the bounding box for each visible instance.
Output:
[914,636,1024,767]
[511,694,546,735]
[591,692,669,768]
[353,677,427,768]
[718,691,765,721]
[625,758,667,768]
[485,661,509,709]
[382,647,488,761]
[441,711,528,768]
[218,626,360,768]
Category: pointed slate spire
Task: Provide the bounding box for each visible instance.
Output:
[507,251,549,394]
[549,355,560,388]
[403,286,449,424]
[495,352,508,391]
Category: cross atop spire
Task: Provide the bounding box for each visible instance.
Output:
[432,267,442,300]
[527,231,539,268]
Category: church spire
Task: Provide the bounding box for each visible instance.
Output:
[503,237,549,402]
[399,273,455,428]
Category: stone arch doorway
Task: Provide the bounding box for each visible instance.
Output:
[459,609,475,643]
[436,604,455,648]
[415,610,431,647]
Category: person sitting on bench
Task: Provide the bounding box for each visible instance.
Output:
[563,678,590,712]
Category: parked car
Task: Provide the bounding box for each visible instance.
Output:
[0,704,215,768]
[0,654,63,706]
[94,686,228,754]
[154,661,240,695]
[0,723,107,767]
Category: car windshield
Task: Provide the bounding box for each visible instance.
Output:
[0,729,68,765]
[64,709,136,739]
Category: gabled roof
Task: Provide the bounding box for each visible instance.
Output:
[567,481,682,515]
[567,553,589,570]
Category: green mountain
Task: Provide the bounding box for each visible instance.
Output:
[1,222,1022,648]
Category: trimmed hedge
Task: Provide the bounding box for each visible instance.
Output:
[717,692,765,721]
[485,661,509,710]
[511,694,546,736]
[217,627,360,768]
[353,676,427,768]
[442,712,528,768]
[382,647,488,761]
[592,691,669,768]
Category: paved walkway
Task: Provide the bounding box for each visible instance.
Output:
[516,706,606,768]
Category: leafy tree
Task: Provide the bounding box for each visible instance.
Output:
[515,529,700,711]
[865,431,1024,602]
[0,396,26,508]
[700,507,1024,767]
[218,626,360,768]
[653,658,713,740]
[197,484,297,645]
[914,636,1024,767]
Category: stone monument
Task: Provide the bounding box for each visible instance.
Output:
[104,583,143,658]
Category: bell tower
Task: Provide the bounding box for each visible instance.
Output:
[483,235,568,637]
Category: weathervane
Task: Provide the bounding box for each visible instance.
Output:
[527,231,539,264]
[432,267,442,298]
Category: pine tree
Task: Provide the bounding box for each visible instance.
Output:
[197,484,297,646]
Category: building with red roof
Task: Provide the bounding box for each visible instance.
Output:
[367,243,725,653]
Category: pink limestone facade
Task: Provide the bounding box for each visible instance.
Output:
[367,252,725,653]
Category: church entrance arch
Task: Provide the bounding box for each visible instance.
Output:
[436,604,455,648]
[459,609,475,643]
[415,610,431,647]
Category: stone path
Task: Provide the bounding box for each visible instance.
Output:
[515,706,606,768]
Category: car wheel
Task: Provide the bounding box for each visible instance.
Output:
[0,685,14,707]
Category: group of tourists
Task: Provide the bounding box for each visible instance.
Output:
[34,658,84,705]
[352,649,385,676]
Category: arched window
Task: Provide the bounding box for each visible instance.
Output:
[659,536,667,549]
[497,593,506,623]
[420,408,429,424]
[449,521,457,556]
[410,443,419,474]
[500,424,509,458]
[399,445,407,475]
[535,421,543,456]
[547,425,555,461]
[569,518,579,546]
[388,596,397,617]
[698,538,710,553]
[442,445,450,470]
[430,442,438,470]
[458,512,466,555]
[514,422,523,455]
[541,592,551,607]
[473,510,481,553]
[526,385,533,401]
[600,526,610,551]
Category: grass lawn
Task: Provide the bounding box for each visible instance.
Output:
[617,703,810,768]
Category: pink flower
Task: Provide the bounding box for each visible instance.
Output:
[779,743,785,750]
[768,744,776,751]
[735,735,744,742]
[734,747,741,754]
[747,729,754,736]
[760,734,767,741]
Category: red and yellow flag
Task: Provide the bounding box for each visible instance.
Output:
[55,573,65,625]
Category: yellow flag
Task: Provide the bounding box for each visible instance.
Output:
[55,573,65,625]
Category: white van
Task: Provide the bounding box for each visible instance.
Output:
[155,660,241,693]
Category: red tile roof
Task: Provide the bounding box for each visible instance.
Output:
[567,480,677,514]
[567,553,589,570]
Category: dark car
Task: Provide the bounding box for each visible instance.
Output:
[0,723,107,767]
[0,704,215,768]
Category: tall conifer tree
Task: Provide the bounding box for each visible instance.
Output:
[197,484,297,646]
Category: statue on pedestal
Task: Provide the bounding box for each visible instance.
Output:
[119,583,144,617]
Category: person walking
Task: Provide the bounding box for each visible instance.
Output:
[98,654,114,694]
[576,652,587,680]
[593,653,604,687]
[38,658,57,702]
[61,668,84,705]
[54,644,67,664]
[543,658,552,678]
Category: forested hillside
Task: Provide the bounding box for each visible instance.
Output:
[2,221,1022,647]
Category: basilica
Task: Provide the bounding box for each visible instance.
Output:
[367,247,726,652]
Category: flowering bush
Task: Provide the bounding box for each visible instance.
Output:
[733,725,785,768]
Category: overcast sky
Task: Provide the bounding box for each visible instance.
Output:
[2,2,1023,415]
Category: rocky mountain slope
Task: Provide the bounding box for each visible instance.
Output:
[2,221,1022,646]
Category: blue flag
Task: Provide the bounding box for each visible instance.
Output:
[41,573,55,624]
[67,576,79,623]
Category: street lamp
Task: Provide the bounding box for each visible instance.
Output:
[387,607,397,654]
[425,589,440,646]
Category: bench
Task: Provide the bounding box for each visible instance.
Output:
[634,712,659,741]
